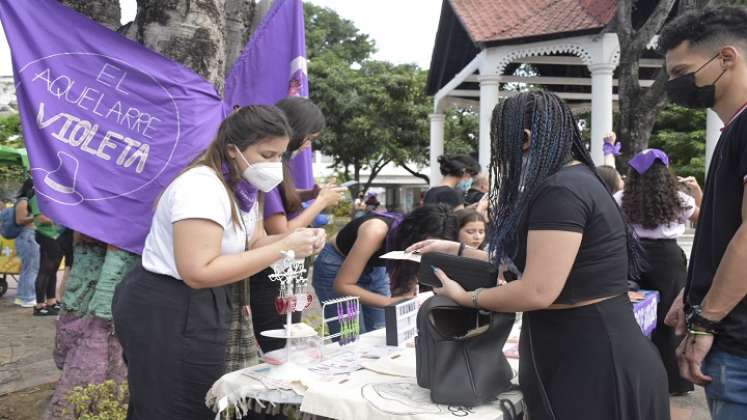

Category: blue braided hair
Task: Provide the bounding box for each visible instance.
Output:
[487,91,641,279]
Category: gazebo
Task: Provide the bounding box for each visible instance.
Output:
[426,0,723,185]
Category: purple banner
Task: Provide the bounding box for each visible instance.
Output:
[224,0,315,190]
[0,0,226,253]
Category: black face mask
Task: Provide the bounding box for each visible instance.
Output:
[666,53,727,109]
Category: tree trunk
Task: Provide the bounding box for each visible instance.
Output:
[615,0,676,156]
[353,159,361,197]
[615,0,717,157]
[223,0,256,75]
[118,0,261,92]
[121,0,228,92]
[59,0,121,30]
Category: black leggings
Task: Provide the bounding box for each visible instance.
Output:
[35,232,63,304]
[639,238,694,394]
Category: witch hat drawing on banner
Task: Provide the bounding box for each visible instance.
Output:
[31,151,85,205]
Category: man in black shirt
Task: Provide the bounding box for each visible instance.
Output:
[660,6,747,416]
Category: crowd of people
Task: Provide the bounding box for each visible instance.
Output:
[2,4,746,420]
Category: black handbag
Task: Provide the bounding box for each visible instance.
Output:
[417,252,499,291]
[415,294,515,406]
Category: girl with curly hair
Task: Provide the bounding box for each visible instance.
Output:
[616,148,702,395]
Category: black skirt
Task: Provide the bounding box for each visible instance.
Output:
[519,294,670,420]
[112,265,230,420]
[638,238,694,394]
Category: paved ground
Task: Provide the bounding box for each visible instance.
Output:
[0,275,61,420]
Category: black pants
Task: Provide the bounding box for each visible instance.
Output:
[35,231,64,303]
[250,267,301,353]
[113,265,230,420]
[639,238,695,394]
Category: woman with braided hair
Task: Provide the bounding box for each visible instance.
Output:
[408,91,669,419]
[616,148,702,395]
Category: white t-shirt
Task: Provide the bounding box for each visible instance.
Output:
[142,166,260,280]
[614,190,695,240]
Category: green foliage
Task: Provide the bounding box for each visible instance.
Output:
[305,4,433,191]
[0,113,23,147]
[311,58,431,191]
[304,2,376,64]
[331,198,352,218]
[0,114,26,182]
[444,108,478,156]
[64,380,129,420]
[649,105,707,184]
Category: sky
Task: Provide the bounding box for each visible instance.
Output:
[0,0,442,76]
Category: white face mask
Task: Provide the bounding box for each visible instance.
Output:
[234,146,284,192]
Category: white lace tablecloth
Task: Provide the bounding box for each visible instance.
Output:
[207,328,523,420]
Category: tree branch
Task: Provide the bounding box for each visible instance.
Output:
[398,161,430,185]
[361,158,392,194]
[632,0,677,52]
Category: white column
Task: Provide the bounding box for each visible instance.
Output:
[478,74,501,170]
[706,108,723,174]
[589,63,615,166]
[429,113,445,187]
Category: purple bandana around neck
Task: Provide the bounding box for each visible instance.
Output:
[221,162,258,212]
[628,149,670,175]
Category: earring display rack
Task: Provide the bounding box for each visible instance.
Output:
[320,296,360,356]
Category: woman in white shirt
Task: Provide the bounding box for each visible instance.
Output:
[616,148,702,395]
[112,105,325,420]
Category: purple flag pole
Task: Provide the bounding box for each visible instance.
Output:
[0,0,225,254]
[223,0,315,190]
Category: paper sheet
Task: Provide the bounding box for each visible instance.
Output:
[379,251,422,263]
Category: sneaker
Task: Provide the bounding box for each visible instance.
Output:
[14,298,37,308]
[33,306,58,316]
[20,299,36,308]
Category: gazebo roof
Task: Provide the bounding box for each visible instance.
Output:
[452,0,616,45]
[426,0,668,100]
[426,0,619,95]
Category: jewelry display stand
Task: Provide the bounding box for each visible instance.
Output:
[320,296,360,358]
[259,251,317,381]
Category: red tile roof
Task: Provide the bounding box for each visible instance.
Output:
[450,0,617,44]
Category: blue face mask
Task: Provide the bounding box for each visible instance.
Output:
[456,178,473,192]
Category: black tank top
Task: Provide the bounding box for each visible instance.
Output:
[335,213,395,268]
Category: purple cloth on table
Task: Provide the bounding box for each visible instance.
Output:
[632,290,660,337]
